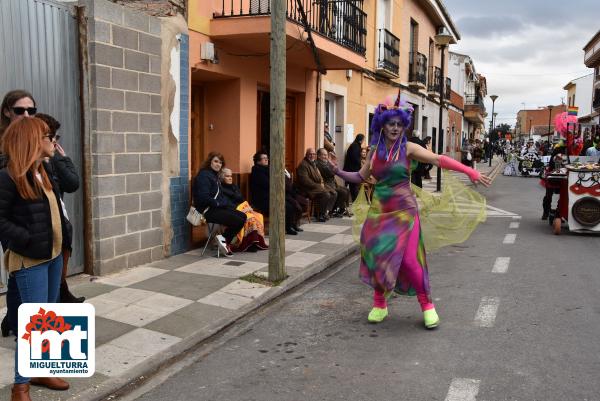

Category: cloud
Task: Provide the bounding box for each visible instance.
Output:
[444,0,600,129]
[455,16,525,39]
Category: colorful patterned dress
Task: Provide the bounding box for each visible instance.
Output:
[358,136,430,298]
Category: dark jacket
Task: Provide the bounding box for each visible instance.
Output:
[0,166,71,260]
[296,158,326,198]
[315,159,337,190]
[249,165,269,213]
[344,141,362,172]
[192,169,228,211]
[47,154,79,196]
[221,183,244,209]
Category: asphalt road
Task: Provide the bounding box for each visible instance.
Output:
[130,174,600,401]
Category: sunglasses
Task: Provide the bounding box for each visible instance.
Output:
[44,134,61,143]
[12,107,37,116]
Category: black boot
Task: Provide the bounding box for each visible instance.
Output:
[60,280,85,303]
[1,315,10,337]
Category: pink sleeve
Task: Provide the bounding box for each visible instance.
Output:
[438,155,481,182]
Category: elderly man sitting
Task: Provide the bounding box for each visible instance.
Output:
[296,148,336,222]
[315,148,350,217]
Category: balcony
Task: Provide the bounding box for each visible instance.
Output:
[594,89,600,110]
[445,77,451,101]
[427,66,441,97]
[211,0,367,69]
[408,52,427,90]
[464,94,486,124]
[376,28,399,78]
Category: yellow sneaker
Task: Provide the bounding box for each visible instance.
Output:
[423,308,440,329]
[367,307,388,323]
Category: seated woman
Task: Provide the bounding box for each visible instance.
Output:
[220,168,268,252]
[249,152,305,235]
[192,152,246,257]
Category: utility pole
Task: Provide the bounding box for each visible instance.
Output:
[268,0,286,281]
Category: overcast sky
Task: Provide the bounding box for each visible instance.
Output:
[445,0,599,130]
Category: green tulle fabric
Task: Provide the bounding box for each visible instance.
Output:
[351,173,487,252]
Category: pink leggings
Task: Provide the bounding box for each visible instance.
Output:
[373,216,434,311]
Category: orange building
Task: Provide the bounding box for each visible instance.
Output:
[319,0,460,160]
[187,0,368,182]
[515,105,566,139]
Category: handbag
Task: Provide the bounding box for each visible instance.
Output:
[187,183,220,226]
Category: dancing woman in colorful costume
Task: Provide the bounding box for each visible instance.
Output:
[332,97,491,328]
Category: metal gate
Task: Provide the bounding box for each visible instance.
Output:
[0,0,84,275]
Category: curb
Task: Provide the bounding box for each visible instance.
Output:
[68,243,360,401]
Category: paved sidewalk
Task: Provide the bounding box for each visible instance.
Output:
[0,218,358,401]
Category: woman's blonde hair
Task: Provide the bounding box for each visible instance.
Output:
[1,117,52,199]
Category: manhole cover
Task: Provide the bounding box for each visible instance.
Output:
[224,261,245,266]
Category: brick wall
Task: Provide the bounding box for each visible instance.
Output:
[86,0,164,275]
[169,33,190,255]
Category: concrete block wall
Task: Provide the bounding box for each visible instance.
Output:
[86,0,164,274]
[169,33,190,255]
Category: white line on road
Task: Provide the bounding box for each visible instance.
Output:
[445,378,481,401]
[512,216,522,220]
[503,233,516,244]
[492,257,510,273]
[474,297,500,327]
[509,222,520,229]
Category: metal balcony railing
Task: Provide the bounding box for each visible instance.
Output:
[408,52,427,86]
[445,77,451,100]
[377,28,399,75]
[427,66,441,93]
[215,0,367,55]
[465,94,485,108]
[594,89,600,109]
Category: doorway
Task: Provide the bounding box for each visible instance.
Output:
[190,85,206,246]
[257,91,297,172]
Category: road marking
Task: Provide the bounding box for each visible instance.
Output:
[445,378,481,401]
[474,297,500,327]
[503,233,516,244]
[509,222,520,229]
[492,257,510,273]
[512,216,522,220]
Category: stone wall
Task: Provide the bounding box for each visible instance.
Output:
[86,0,164,274]
[108,0,185,17]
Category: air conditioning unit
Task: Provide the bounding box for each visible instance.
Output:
[201,42,215,61]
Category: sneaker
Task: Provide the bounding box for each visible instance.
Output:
[367,307,388,323]
[423,308,440,329]
[215,235,233,257]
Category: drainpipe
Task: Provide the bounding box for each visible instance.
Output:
[76,5,94,275]
[315,71,322,148]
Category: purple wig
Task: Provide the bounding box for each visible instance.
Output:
[369,100,414,160]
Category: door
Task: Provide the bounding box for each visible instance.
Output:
[257,91,297,172]
[0,0,84,276]
[190,85,206,246]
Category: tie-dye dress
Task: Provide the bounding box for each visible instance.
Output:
[358,138,430,298]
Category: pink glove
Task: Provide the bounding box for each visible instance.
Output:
[334,167,365,184]
[439,155,481,182]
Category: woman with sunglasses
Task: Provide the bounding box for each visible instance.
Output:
[0,117,71,401]
[0,90,38,341]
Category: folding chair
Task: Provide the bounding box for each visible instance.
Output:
[201,222,222,257]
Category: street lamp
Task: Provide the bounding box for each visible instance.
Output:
[528,118,532,139]
[489,94,498,167]
[547,105,554,139]
[434,26,453,192]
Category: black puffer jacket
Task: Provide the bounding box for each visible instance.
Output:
[47,154,79,196]
[192,169,228,211]
[0,166,71,260]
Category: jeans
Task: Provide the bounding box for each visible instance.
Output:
[13,255,63,384]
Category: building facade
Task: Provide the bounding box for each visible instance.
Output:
[563,74,593,130]
[583,30,600,128]
[320,0,459,163]
[515,105,566,140]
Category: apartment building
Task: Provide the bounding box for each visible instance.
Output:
[583,30,600,128]
[563,74,593,130]
[321,0,460,160]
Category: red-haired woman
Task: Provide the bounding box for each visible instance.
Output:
[0,117,71,401]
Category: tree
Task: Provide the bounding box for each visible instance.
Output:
[496,123,511,134]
